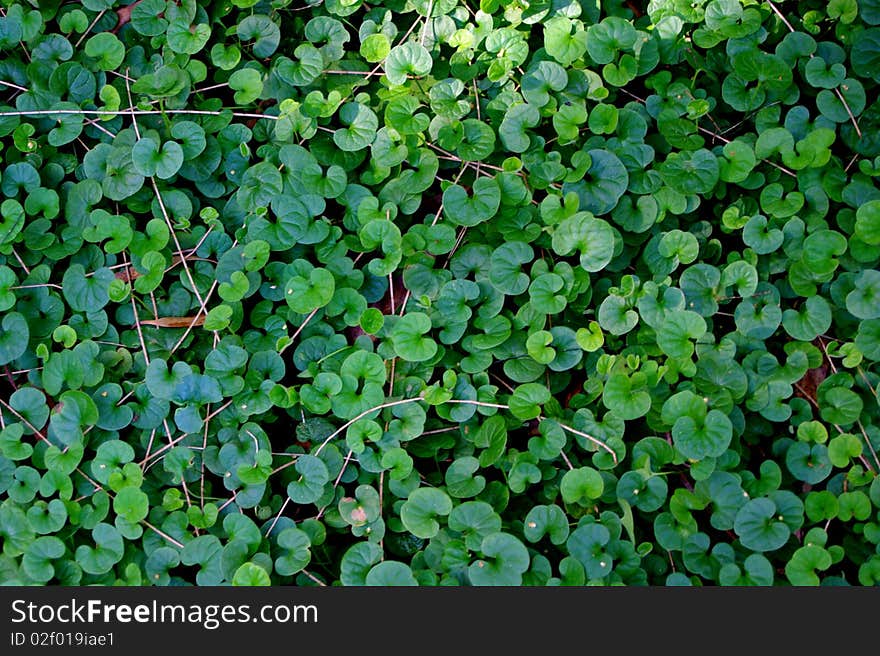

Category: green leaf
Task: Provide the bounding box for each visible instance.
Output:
[361,33,390,63]
[131,64,188,99]
[385,42,432,85]
[457,119,496,161]
[587,17,637,64]
[468,532,530,586]
[445,456,486,498]
[560,467,604,505]
[851,28,880,82]
[718,554,775,585]
[659,149,719,195]
[529,274,566,315]
[333,102,378,151]
[545,17,588,66]
[782,296,832,341]
[443,177,500,226]
[0,199,25,245]
[285,267,335,314]
[228,68,263,105]
[846,270,880,319]
[391,312,437,362]
[663,391,733,461]
[448,501,502,551]
[340,542,383,586]
[551,213,616,272]
[489,242,533,295]
[523,505,570,545]
[508,383,550,420]
[567,524,613,579]
[785,544,831,586]
[855,200,880,245]
[819,386,863,425]
[499,103,540,153]
[598,295,638,335]
[785,442,832,484]
[522,61,568,108]
[0,312,28,365]
[275,527,312,576]
[365,561,418,586]
[113,486,150,523]
[132,138,184,179]
[602,373,651,420]
[23,536,65,583]
[828,433,862,468]
[84,33,125,70]
[49,391,99,447]
[238,15,280,58]
[733,498,791,552]
[401,487,453,539]
[657,311,706,360]
[75,523,124,575]
[563,150,628,215]
[167,20,210,55]
[286,455,330,505]
[232,562,271,586]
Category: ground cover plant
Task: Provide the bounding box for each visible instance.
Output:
[0,0,879,587]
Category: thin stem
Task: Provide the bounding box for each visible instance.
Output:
[0,108,278,120]
[0,79,28,92]
[544,417,618,465]
[857,421,880,473]
[559,449,575,471]
[123,70,212,330]
[0,397,108,490]
[200,405,210,508]
[124,252,151,366]
[387,357,397,398]
[11,283,63,291]
[398,290,411,316]
[74,9,106,48]
[270,456,302,477]
[766,1,797,32]
[430,164,466,227]
[765,1,861,137]
[265,497,291,538]
[443,226,469,267]
[420,426,460,437]
[424,141,506,173]
[10,248,31,275]
[142,429,157,466]
[218,492,238,513]
[316,450,355,520]
[139,429,194,467]
[444,399,509,410]
[314,398,426,456]
[142,520,185,549]
[279,307,320,354]
[378,470,385,557]
[203,400,233,423]
[301,570,327,586]
[389,273,396,315]
[419,0,435,47]
[0,397,48,442]
[696,125,797,177]
[169,279,219,355]
[194,82,230,94]
[834,85,862,138]
[322,69,375,75]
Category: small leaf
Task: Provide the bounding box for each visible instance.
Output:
[401,487,452,539]
[385,42,432,85]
